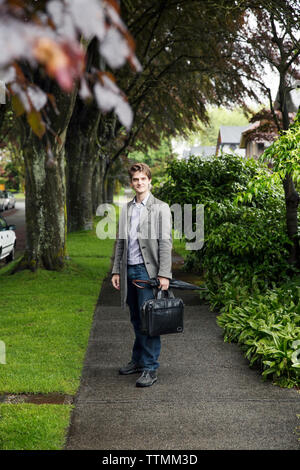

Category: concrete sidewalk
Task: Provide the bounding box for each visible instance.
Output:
[65,256,300,450]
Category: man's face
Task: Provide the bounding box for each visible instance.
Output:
[130,171,151,194]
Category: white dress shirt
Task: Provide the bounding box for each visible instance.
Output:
[127,192,150,265]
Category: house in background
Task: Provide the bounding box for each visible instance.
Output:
[239,108,297,159]
[215,125,248,156]
[240,87,299,159]
[239,119,277,159]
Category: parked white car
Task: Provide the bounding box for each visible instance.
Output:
[2,191,16,210]
[0,191,5,212]
[0,215,16,262]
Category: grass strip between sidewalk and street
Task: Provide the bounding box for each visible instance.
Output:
[0,404,72,450]
[0,212,118,449]
[11,193,25,200]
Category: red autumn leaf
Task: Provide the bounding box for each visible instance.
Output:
[61,41,86,78]
[104,0,121,15]
[33,37,85,92]
[7,0,25,10]
[97,70,117,84]
[123,29,136,53]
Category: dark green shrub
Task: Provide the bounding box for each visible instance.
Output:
[155,154,291,291]
[216,277,300,388]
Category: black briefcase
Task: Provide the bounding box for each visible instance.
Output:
[140,289,184,337]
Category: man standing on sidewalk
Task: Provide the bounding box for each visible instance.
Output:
[111,162,172,387]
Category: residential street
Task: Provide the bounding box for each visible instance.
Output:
[1,199,26,259]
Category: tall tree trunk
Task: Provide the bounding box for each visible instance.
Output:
[282,174,300,267]
[102,159,109,203]
[18,134,66,271]
[0,106,6,135]
[65,99,101,231]
[65,37,105,231]
[92,156,105,214]
[13,83,77,272]
[278,77,300,267]
[106,174,115,203]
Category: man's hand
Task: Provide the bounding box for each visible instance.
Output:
[158,276,169,290]
[112,274,120,290]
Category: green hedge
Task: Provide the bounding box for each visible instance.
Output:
[155,153,292,289]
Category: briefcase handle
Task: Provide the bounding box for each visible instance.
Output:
[156,289,175,299]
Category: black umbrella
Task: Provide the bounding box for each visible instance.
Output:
[132,278,208,291]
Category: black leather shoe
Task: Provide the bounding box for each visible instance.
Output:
[119,361,143,375]
[136,370,157,387]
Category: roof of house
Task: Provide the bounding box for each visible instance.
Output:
[219,125,249,144]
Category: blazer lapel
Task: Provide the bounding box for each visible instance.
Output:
[125,198,135,246]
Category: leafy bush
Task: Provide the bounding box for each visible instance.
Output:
[260,110,300,181]
[216,278,300,388]
[155,153,291,289]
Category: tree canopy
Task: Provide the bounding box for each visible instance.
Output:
[1,0,300,271]
[0,0,141,139]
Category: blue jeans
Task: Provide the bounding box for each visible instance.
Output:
[126,263,161,371]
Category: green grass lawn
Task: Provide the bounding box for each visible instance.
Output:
[0,214,116,449]
[11,192,25,199]
[0,404,73,450]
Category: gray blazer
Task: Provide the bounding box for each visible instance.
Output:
[111,192,173,309]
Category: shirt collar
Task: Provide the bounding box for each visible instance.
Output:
[133,191,150,206]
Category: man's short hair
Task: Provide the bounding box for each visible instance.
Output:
[128,162,152,181]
